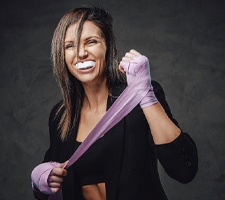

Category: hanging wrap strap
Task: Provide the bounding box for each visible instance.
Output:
[31,56,158,200]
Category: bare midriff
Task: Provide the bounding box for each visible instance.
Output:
[81,182,106,200]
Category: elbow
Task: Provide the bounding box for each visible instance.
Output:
[179,167,198,184]
[172,161,198,184]
[164,153,198,184]
[175,133,199,183]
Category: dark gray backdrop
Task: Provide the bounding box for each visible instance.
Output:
[1,0,224,199]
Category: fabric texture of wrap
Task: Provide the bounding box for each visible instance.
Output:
[120,55,158,108]
[31,55,156,200]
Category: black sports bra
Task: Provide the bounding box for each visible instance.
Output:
[73,138,105,186]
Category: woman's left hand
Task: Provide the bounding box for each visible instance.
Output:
[119,49,142,74]
[119,49,158,108]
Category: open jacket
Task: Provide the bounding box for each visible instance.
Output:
[34,81,198,200]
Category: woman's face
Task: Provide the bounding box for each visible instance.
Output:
[64,21,107,85]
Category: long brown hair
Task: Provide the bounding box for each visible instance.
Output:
[51,6,125,140]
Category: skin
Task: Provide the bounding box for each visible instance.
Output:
[48,23,181,199]
[65,21,107,86]
[120,49,181,144]
[47,162,67,192]
[48,21,108,199]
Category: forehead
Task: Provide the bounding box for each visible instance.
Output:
[65,21,103,41]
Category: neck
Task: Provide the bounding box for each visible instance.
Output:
[82,79,109,112]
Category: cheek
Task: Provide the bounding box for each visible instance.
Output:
[98,51,106,68]
[98,46,107,62]
[65,51,75,65]
[65,51,76,74]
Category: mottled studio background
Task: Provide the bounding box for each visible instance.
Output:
[0,0,225,199]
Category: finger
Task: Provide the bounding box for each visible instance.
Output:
[49,187,60,193]
[48,181,62,188]
[62,160,69,168]
[48,175,64,189]
[122,51,141,61]
[130,49,141,56]
[51,168,68,177]
[48,175,64,183]
[124,52,136,59]
[119,65,126,74]
[121,57,132,61]
[57,163,65,168]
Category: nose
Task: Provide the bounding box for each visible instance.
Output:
[78,46,88,59]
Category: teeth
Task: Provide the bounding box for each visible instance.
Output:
[75,61,96,70]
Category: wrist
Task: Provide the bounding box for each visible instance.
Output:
[140,87,158,109]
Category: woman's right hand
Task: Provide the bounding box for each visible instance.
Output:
[47,162,68,193]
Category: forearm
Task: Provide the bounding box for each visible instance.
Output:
[120,51,180,144]
[143,102,181,144]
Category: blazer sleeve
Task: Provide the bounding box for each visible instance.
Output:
[152,81,198,183]
[43,101,63,162]
[33,102,63,200]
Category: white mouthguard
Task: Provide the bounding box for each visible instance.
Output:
[75,61,96,70]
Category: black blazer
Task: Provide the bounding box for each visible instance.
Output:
[35,81,198,200]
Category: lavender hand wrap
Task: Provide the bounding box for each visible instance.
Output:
[31,55,157,200]
[31,162,61,195]
[120,55,158,108]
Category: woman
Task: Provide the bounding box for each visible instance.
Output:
[32,6,198,200]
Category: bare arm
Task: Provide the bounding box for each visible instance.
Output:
[143,102,181,144]
[120,49,180,144]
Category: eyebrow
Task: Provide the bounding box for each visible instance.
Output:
[65,40,74,43]
[64,40,75,44]
[64,35,103,46]
[83,35,102,41]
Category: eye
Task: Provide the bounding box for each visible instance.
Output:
[65,43,75,50]
[86,39,98,46]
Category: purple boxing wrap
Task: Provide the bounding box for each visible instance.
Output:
[31,162,60,194]
[120,55,158,108]
[31,55,157,200]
